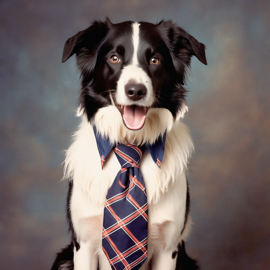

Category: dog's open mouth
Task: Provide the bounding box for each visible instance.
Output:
[109,92,150,130]
[117,105,150,130]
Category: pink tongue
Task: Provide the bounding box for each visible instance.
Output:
[123,105,146,130]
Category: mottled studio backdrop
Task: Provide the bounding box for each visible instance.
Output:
[0,0,269,269]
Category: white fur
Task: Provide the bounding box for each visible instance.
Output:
[115,23,155,107]
[131,22,140,65]
[176,103,189,120]
[64,105,194,269]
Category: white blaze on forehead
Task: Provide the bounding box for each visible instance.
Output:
[115,21,155,107]
[132,22,140,65]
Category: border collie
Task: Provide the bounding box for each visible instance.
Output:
[51,18,207,270]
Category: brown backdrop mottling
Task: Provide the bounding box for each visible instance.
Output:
[1,0,269,269]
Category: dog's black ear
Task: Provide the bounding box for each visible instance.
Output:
[62,29,87,63]
[62,20,109,63]
[158,21,207,84]
[173,26,207,66]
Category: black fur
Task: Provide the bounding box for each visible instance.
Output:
[51,182,77,270]
[66,181,80,251]
[51,243,74,270]
[175,241,199,270]
[181,181,190,234]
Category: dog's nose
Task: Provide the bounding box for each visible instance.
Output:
[125,83,147,101]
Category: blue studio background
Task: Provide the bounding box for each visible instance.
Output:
[0,0,270,269]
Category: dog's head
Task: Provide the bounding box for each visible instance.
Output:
[62,19,207,131]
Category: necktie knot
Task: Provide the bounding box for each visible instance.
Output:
[114,144,146,169]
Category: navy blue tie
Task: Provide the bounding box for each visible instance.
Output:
[102,144,148,270]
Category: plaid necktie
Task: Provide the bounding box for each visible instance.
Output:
[102,144,148,270]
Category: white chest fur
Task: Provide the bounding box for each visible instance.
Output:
[64,107,193,265]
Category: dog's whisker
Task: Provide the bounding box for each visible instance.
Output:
[109,91,116,106]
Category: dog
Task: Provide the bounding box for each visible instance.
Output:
[51,18,207,270]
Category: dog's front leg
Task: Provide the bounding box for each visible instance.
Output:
[139,221,180,270]
[71,181,111,270]
[139,241,178,270]
[145,221,179,270]
[150,248,178,270]
[72,215,112,270]
[73,216,101,270]
[73,240,98,269]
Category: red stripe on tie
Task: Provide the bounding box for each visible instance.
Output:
[102,205,148,237]
[127,194,148,221]
[115,148,139,168]
[126,144,142,158]
[129,175,145,192]
[101,155,105,169]
[129,250,148,269]
[118,180,126,189]
[102,231,129,268]
[106,189,129,205]
[111,238,148,264]
[105,204,147,253]
[156,158,161,168]
[102,247,117,270]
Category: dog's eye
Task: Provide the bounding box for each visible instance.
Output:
[110,55,121,64]
[150,57,159,65]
